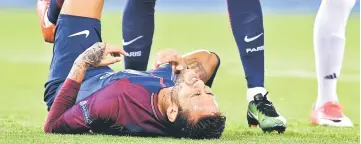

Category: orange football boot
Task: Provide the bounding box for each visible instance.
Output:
[311,101,353,127]
[37,0,56,43]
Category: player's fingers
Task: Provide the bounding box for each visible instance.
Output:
[152,61,160,70]
[100,57,122,66]
[104,43,128,56]
[152,55,164,70]
[153,60,170,70]
[153,49,179,70]
[156,55,177,66]
[171,63,176,72]
[154,55,182,71]
[153,56,166,69]
[153,56,176,70]
[175,64,185,71]
[152,55,161,70]
[155,49,178,62]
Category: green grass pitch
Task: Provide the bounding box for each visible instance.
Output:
[0,10,359,143]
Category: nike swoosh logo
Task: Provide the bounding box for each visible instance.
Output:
[123,36,143,46]
[68,30,90,38]
[244,33,263,42]
[264,104,272,106]
[319,115,342,122]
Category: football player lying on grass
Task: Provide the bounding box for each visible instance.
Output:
[44,43,226,138]
[43,0,225,139]
[44,43,225,139]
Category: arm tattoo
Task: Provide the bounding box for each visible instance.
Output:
[81,42,106,67]
[67,42,106,83]
[185,58,207,81]
[68,62,85,81]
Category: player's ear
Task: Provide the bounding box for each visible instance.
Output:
[166,105,179,122]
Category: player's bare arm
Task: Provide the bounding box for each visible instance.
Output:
[182,50,219,82]
[153,49,219,82]
[68,42,127,83]
[44,43,127,133]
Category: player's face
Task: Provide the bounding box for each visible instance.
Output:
[173,69,220,123]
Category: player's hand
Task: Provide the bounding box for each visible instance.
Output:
[152,49,186,73]
[79,42,128,67]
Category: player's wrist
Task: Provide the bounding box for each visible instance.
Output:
[74,57,90,69]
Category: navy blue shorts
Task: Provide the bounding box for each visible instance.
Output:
[44,15,112,110]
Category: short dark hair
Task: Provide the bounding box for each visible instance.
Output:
[170,111,226,139]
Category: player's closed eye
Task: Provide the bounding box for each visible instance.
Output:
[207,93,214,96]
[204,86,212,94]
[189,91,201,98]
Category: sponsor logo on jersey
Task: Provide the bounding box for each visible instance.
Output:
[79,100,94,125]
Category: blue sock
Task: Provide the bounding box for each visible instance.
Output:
[227,0,265,88]
[122,0,156,71]
[47,0,64,24]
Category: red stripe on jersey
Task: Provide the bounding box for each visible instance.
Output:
[149,73,166,87]
[159,78,166,87]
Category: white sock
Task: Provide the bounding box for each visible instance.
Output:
[247,87,267,102]
[313,0,356,109]
[44,9,55,27]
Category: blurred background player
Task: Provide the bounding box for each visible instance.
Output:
[36,0,57,43]
[225,0,286,133]
[43,0,226,138]
[311,0,356,127]
[37,0,287,133]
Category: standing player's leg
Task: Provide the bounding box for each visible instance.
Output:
[122,0,156,71]
[37,0,64,43]
[226,0,286,133]
[44,0,112,110]
[311,0,355,127]
[47,0,63,24]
